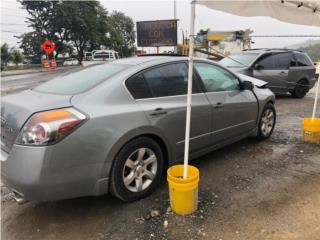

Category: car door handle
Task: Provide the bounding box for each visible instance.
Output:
[279,71,287,75]
[149,108,168,116]
[213,102,224,109]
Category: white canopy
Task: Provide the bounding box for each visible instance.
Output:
[197,0,320,27]
[182,0,320,179]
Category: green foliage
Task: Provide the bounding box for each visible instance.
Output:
[1,43,25,69]
[107,11,135,57]
[1,43,11,66]
[18,1,136,61]
[10,49,24,66]
[298,43,320,62]
[17,32,43,58]
[58,1,110,62]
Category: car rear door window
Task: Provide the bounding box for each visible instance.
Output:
[295,53,312,66]
[143,63,199,98]
[126,74,152,99]
[273,53,291,69]
[194,62,239,92]
[257,53,291,70]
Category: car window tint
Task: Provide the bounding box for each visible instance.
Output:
[273,53,291,69]
[35,63,126,95]
[257,54,274,70]
[126,74,152,99]
[295,53,312,66]
[194,62,239,92]
[143,63,198,97]
[290,55,297,67]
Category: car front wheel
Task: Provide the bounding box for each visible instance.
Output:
[257,103,276,139]
[110,137,164,202]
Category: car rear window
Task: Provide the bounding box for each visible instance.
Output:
[219,53,259,68]
[295,53,313,66]
[34,63,126,95]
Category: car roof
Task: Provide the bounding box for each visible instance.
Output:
[112,55,216,66]
[242,48,304,54]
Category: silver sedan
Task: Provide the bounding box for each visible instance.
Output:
[1,56,276,202]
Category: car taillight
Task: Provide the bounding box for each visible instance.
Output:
[313,64,317,74]
[15,108,87,146]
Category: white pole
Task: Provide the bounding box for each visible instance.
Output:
[173,0,177,54]
[183,0,196,179]
[312,72,320,121]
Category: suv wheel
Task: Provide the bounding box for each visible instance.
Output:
[291,79,309,98]
[256,103,276,140]
[110,137,164,202]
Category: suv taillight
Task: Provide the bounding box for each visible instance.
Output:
[15,108,87,146]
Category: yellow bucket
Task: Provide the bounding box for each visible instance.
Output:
[167,165,199,215]
[302,118,320,143]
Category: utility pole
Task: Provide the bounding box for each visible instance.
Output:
[173,0,177,54]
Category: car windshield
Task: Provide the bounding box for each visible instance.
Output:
[219,53,259,68]
[34,63,126,95]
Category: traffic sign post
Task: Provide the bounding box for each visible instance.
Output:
[41,39,56,55]
[41,39,56,71]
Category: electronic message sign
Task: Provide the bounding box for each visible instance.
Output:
[136,20,177,47]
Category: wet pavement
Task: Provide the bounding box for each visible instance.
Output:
[1,86,320,240]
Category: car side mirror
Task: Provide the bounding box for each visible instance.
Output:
[254,63,263,70]
[240,81,254,91]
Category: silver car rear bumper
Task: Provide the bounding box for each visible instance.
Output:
[1,144,109,202]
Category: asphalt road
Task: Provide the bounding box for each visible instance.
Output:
[1,77,320,240]
[1,68,78,95]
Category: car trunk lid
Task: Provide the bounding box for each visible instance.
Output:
[1,90,72,153]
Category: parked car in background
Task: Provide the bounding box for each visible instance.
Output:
[1,56,276,203]
[92,50,119,61]
[84,51,93,61]
[63,58,79,66]
[315,61,320,80]
[220,49,317,98]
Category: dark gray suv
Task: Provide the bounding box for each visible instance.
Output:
[220,49,317,98]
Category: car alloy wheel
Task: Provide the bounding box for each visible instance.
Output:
[122,148,158,192]
[260,109,275,137]
[110,137,164,201]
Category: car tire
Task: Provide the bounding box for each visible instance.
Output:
[256,103,276,140]
[110,137,164,202]
[291,79,309,98]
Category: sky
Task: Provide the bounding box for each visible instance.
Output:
[1,0,320,51]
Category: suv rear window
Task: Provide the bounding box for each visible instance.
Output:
[295,53,312,66]
[35,63,125,95]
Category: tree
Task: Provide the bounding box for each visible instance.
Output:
[19,1,65,58]
[58,1,110,63]
[299,43,320,62]
[19,1,136,61]
[18,32,43,58]
[107,11,135,57]
[10,49,24,66]
[1,43,11,67]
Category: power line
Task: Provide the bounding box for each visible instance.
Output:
[0,23,29,26]
[2,30,25,34]
[251,35,320,38]
[1,7,22,11]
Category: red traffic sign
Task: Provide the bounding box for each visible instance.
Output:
[41,39,55,55]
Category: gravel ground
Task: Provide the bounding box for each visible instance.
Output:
[1,88,320,240]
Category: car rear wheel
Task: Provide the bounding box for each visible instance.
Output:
[256,103,276,140]
[110,137,164,202]
[291,79,309,98]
